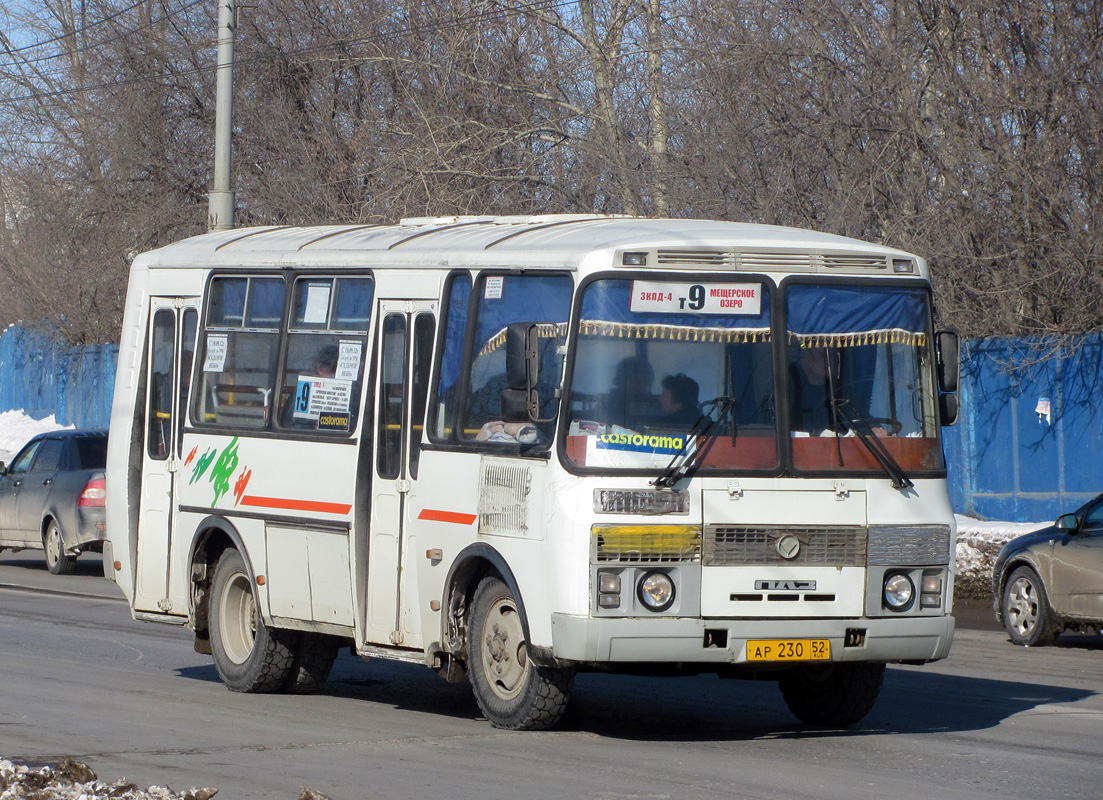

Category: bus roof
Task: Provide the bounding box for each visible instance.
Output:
[137,215,924,274]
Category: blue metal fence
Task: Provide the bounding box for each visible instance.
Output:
[944,333,1103,522]
[2,319,1101,522]
[0,323,118,429]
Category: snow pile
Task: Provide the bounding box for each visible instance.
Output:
[0,409,71,463]
[954,515,1047,597]
[0,757,335,800]
[0,757,217,800]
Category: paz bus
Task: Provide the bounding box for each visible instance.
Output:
[104,215,960,730]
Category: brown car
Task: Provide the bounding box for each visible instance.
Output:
[993,495,1103,645]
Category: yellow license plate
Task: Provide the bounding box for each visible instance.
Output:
[746,639,831,662]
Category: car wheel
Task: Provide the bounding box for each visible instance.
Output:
[779,662,885,726]
[209,549,295,692]
[467,576,574,730]
[43,520,76,576]
[1002,565,1059,646]
[282,633,341,694]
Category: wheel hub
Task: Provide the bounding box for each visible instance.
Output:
[482,600,528,699]
[1007,578,1039,635]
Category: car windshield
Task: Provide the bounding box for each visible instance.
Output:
[564,277,777,472]
[74,437,108,469]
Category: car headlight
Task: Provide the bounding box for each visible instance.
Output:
[883,573,914,610]
[637,571,675,612]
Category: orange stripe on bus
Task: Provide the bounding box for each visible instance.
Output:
[418,508,477,525]
[241,495,352,515]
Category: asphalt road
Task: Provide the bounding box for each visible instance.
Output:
[1,550,1101,800]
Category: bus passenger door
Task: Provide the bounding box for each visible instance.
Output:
[366,300,436,646]
[134,299,197,614]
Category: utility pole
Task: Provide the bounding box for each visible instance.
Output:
[208,0,236,232]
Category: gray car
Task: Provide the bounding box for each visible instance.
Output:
[0,430,108,574]
[992,493,1103,645]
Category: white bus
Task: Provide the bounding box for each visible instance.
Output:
[105,215,960,730]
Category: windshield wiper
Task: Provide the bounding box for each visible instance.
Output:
[652,396,736,489]
[829,398,914,490]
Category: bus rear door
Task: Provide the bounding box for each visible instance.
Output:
[134,298,197,614]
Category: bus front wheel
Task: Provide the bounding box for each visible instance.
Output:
[467,576,574,730]
[210,549,295,692]
[779,662,884,726]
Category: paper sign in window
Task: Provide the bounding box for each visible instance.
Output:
[336,340,362,381]
[302,283,332,325]
[293,377,353,419]
[484,276,504,299]
[203,334,228,372]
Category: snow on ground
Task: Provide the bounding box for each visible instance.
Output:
[954,515,1047,597]
[0,757,221,800]
[0,409,71,463]
[0,757,332,800]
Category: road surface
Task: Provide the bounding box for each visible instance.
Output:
[1,550,1100,800]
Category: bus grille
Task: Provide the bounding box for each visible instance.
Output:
[704,526,867,566]
[867,525,951,566]
[478,460,531,536]
[594,527,702,563]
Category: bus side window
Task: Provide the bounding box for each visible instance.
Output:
[148,309,176,459]
[460,273,573,444]
[428,272,472,443]
[195,276,284,429]
[276,276,372,435]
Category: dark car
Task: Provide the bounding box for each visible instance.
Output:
[993,493,1103,645]
[0,430,108,574]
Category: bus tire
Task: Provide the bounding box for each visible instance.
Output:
[210,549,295,692]
[467,576,574,730]
[779,662,884,726]
[282,633,340,694]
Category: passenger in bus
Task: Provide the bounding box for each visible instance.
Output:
[312,345,338,378]
[790,346,839,434]
[600,356,659,430]
[648,373,701,428]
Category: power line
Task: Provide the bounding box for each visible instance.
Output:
[0,0,579,107]
[0,0,208,70]
[2,0,150,54]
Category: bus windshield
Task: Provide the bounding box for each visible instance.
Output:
[564,277,943,477]
[564,276,778,472]
[785,282,942,474]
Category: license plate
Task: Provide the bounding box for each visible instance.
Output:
[746,639,831,662]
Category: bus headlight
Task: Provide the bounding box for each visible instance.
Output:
[637,571,675,612]
[883,573,915,610]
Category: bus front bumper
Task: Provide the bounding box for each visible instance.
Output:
[549,613,954,665]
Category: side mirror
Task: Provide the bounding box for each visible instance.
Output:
[0,461,6,475]
[1056,513,1079,532]
[502,322,558,423]
[938,393,959,426]
[505,322,537,393]
[936,329,960,393]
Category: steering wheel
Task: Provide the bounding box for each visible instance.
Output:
[861,417,903,435]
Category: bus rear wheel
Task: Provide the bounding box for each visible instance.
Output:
[282,633,341,694]
[467,576,574,730]
[779,662,884,726]
[210,549,295,692]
